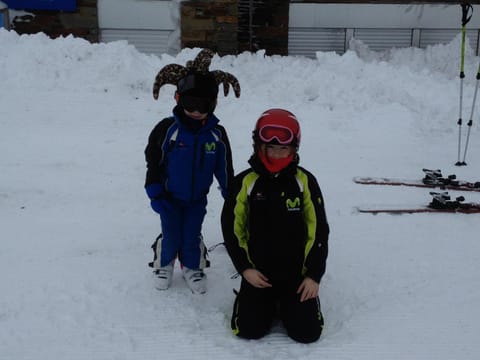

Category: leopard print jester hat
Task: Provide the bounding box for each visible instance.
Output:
[152,48,241,100]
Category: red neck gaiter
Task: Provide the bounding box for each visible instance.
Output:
[258,150,294,174]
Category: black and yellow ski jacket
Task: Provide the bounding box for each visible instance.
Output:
[221,154,329,283]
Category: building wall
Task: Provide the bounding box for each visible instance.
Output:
[238,0,289,55]
[289,3,480,57]
[97,0,178,56]
[181,0,238,55]
[10,0,98,42]
[291,0,480,3]
[7,1,480,57]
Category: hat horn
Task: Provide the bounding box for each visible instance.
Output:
[212,70,241,98]
[152,64,188,100]
[186,48,215,73]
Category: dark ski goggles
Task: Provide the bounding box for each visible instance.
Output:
[258,124,295,145]
[179,95,213,114]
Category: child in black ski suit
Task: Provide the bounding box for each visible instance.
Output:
[221,109,329,343]
[145,49,240,294]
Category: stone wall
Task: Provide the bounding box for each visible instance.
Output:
[11,0,98,42]
[180,0,289,55]
[181,0,238,55]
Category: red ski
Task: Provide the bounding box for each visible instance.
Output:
[354,169,480,192]
[356,204,480,214]
[357,192,480,215]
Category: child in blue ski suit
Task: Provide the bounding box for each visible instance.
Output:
[145,49,240,294]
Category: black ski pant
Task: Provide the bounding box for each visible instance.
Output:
[231,278,324,343]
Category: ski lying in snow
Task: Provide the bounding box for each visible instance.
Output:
[354,168,480,192]
[357,192,480,214]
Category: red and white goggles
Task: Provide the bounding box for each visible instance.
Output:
[258,124,294,145]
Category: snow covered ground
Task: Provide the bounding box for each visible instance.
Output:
[1,29,480,359]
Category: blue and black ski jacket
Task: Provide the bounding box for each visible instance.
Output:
[145,106,234,203]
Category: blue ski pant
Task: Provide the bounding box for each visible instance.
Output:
[156,196,208,269]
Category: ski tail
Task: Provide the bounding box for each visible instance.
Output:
[356,191,480,215]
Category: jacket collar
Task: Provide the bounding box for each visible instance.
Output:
[248,152,299,177]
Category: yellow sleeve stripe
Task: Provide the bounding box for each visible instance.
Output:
[296,169,317,275]
[233,172,259,266]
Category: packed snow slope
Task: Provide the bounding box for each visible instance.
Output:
[1,29,480,359]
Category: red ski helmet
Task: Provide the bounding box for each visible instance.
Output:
[253,109,301,148]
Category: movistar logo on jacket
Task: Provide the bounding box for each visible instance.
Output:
[205,142,216,154]
[286,197,301,211]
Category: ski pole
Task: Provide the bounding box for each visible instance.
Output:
[461,61,480,165]
[456,2,473,166]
